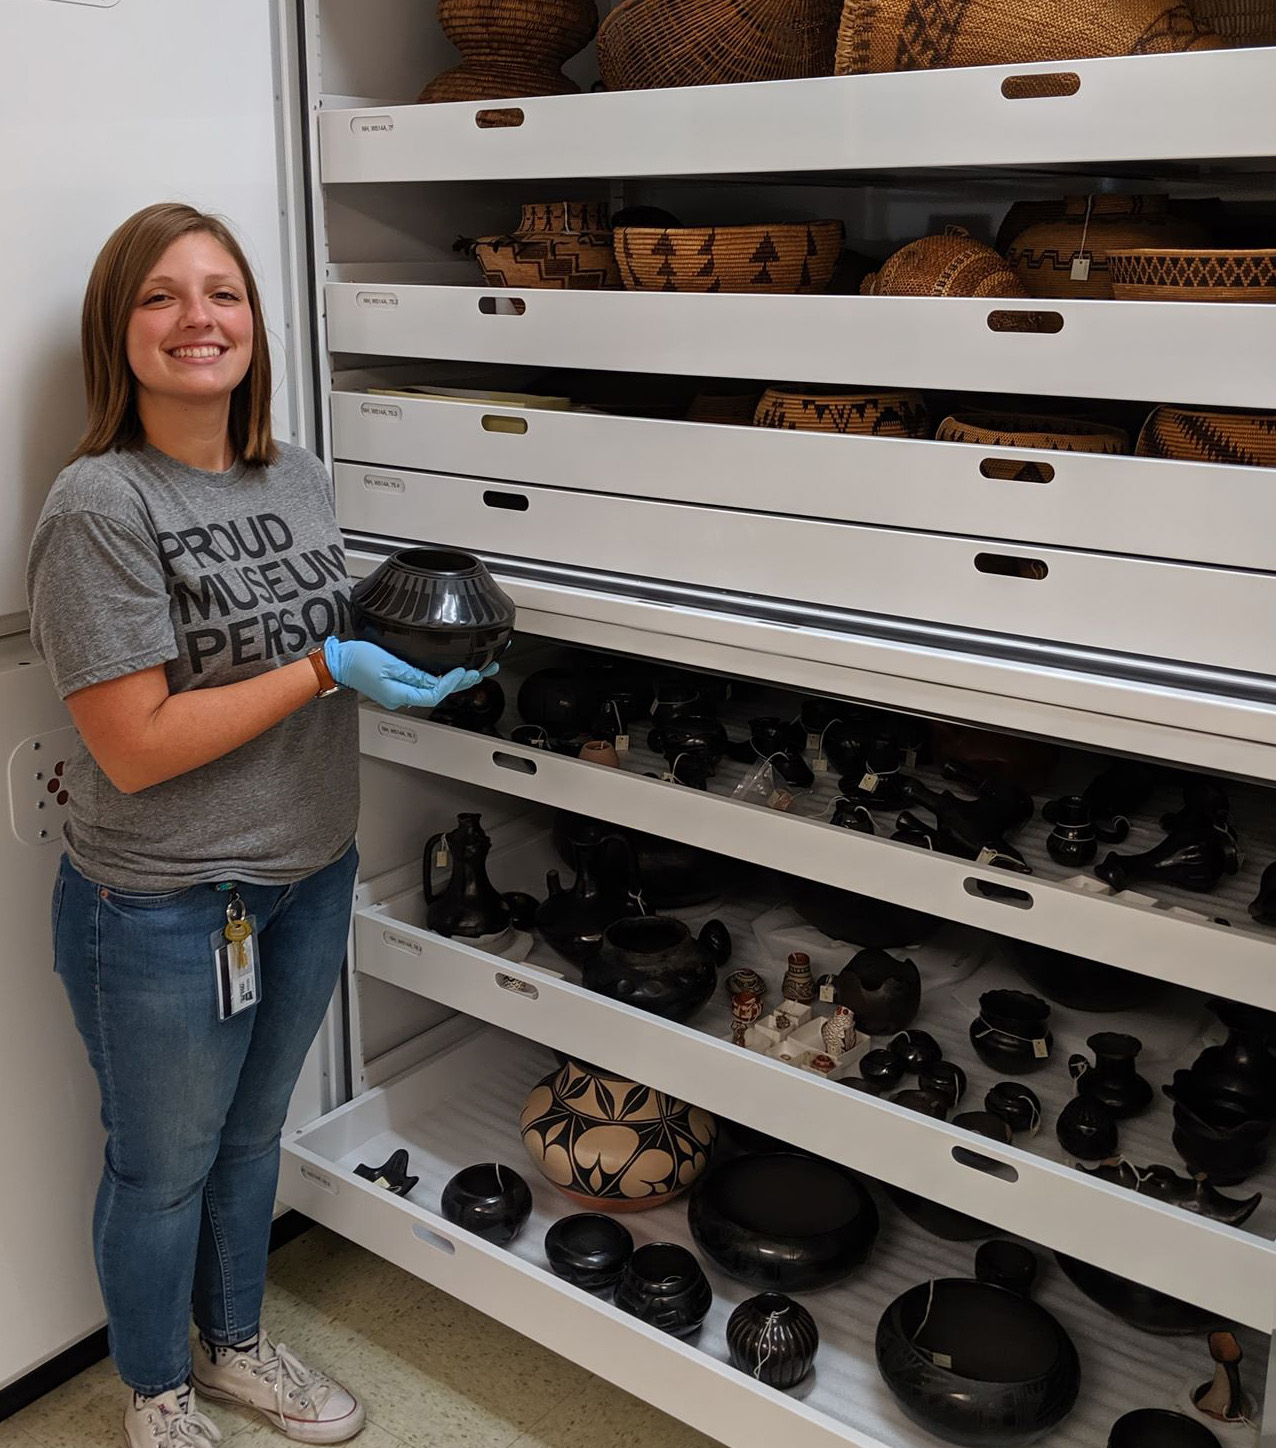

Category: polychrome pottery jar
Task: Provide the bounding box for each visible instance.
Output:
[520,1059,717,1211]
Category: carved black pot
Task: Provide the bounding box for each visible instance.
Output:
[1108,1409,1222,1447]
[517,668,599,736]
[985,1082,1042,1136]
[835,948,921,1035]
[1010,940,1163,1013]
[351,547,515,673]
[790,875,940,949]
[613,1243,712,1338]
[584,915,731,1021]
[876,1251,1080,1445]
[544,1213,634,1291]
[553,812,736,909]
[440,1163,532,1245]
[689,1152,879,1291]
[1056,1095,1119,1160]
[727,1293,819,1390]
[970,991,1053,1075]
[918,1061,967,1109]
[1055,1253,1221,1336]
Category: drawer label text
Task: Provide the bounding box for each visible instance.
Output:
[360,401,402,420]
[364,473,406,494]
[383,929,423,957]
[300,1165,338,1196]
[376,719,418,745]
[353,115,395,134]
[356,291,399,309]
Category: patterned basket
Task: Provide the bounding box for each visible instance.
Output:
[835,0,1221,73]
[466,201,620,290]
[686,388,764,425]
[615,221,844,293]
[1138,406,1276,467]
[420,0,598,103]
[1006,195,1213,301]
[755,386,931,438]
[1108,247,1276,301]
[1191,0,1276,43]
[862,229,1028,299]
[938,411,1129,481]
[598,0,842,91]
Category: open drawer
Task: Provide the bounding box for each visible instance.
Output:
[279,1023,1267,1448]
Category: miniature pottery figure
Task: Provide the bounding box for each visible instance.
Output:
[821,1005,858,1058]
[781,952,816,1004]
[353,1149,418,1197]
[1192,1331,1252,1425]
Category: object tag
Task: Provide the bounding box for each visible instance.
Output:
[819,982,837,1004]
[615,734,630,753]
[434,844,450,869]
[813,755,829,774]
[767,789,795,811]
[1070,252,1092,282]
[976,845,1000,866]
[904,746,919,769]
[806,732,821,751]
[929,1352,954,1370]
[859,772,880,794]
[1033,1037,1049,1059]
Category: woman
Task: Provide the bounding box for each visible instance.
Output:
[27,203,486,1447]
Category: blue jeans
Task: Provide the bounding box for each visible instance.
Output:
[52,843,357,1395]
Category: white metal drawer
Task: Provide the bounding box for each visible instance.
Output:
[325,284,1276,409]
[334,462,1276,679]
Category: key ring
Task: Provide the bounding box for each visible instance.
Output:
[226,893,247,925]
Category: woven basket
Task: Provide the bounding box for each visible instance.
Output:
[862,229,1028,299]
[468,202,620,289]
[615,221,844,293]
[1108,247,1276,301]
[1006,195,1213,301]
[686,388,763,425]
[938,411,1129,481]
[1138,406,1276,467]
[420,0,598,103]
[835,0,1221,73]
[754,386,931,438]
[598,0,842,91]
[1191,0,1276,43]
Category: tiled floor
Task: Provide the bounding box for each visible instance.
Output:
[1,1227,718,1448]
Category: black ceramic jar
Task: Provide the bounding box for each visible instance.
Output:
[584,915,730,1021]
[689,1152,879,1291]
[544,1213,634,1291]
[836,948,921,1035]
[726,1293,819,1390]
[350,547,515,673]
[970,991,1053,1075]
[440,1162,533,1246]
[613,1242,712,1337]
[1108,1409,1221,1447]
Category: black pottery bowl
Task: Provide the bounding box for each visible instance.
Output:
[1055,1253,1222,1336]
[876,1277,1080,1445]
[689,1152,879,1290]
[1108,1409,1221,1447]
[613,1242,712,1337]
[1011,940,1163,1013]
[544,1213,634,1291]
[350,547,515,674]
[440,1162,533,1246]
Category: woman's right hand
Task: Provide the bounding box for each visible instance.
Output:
[323,637,495,712]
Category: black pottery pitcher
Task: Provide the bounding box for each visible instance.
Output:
[423,813,526,939]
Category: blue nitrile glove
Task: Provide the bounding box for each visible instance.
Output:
[323,637,498,712]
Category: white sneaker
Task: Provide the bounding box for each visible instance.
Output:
[191,1334,365,1443]
[123,1386,221,1447]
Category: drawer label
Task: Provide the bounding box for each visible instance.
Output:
[356,291,399,309]
[376,719,418,745]
[300,1164,338,1196]
[364,473,406,494]
[360,401,402,421]
[353,115,395,134]
[383,928,423,957]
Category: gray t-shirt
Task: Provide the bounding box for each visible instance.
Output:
[27,442,359,892]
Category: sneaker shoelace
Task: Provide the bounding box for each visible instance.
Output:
[250,1340,337,1429]
[161,1405,220,1446]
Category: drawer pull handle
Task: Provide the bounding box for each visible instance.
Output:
[974,553,1048,581]
[493,751,538,776]
[483,490,530,511]
[963,878,1034,910]
[496,972,540,1000]
[482,414,528,435]
[478,296,527,316]
[412,1224,457,1254]
[952,1146,1019,1183]
[1001,72,1080,101]
[475,107,525,128]
[986,310,1064,335]
[979,457,1054,484]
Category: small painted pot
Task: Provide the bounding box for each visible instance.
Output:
[579,739,620,769]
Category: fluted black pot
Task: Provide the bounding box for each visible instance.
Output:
[836,948,921,1035]
[440,1163,532,1246]
[727,1293,819,1390]
[689,1152,879,1291]
[350,547,515,673]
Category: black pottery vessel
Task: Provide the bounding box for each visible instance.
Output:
[875,1245,1080,1445]
[789,875,940,948]
[859,1049,906,1088]
[423,813,530,939]
[890,1088,950,1121]
[440,1163,532,1245]
[536,828,642,966]
[1163,1070,1271,1185]
[585,915,730,1020]
[353,1148,418,1197]
[1043,794,1128,866]
[970,991,1053,1075]
[351,547,515,673]
[1188,998,1276,1119]
[896,776,1033,873]
[1072,1034,1154,1118]
[835,948,921,1035]
[1056,1095,1119,1161]
[918,1061,967,1109]
[1108,1409,1221,1448]
[430,676,506,735]
[1010,940,1162,1013]
[888,1029,942,1072]
[689,1152,879,1291]
[885,1113,1009,1242]
[726,1293,819,1390]
[613,1242,712,1337]
[553,811,736,909]
[1249,861,1276,925]
[1077,1159,1261,1227]
[544,1213,634,1291]
[517,668,599,737]
[1096,784,1240,893]
[985,1082,1042,1135]
[1055,1253,1221,1336]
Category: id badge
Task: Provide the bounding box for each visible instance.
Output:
[211,917,262,1021]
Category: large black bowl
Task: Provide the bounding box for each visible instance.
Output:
[689,1152,879,1290]
[544,1213,633,1291]
[876,1277,1080,1445]
[1011,940,1164,1013]
[789,875,940,949]
[1055,1253,1222,1336]
[440,1162,532,1246]
[350,547,515,674]
[1109,1410,1220,1447]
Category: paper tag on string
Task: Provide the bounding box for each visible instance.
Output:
[767,788,794,812]
[1033,1037,1049,1060]
[975,845,1000,866]
[806,732,821,752]
[615,734,630,753]
[859,772,880,794]
[813,756,829,773]
[434,844,450,869]
[1070,252,1092,282]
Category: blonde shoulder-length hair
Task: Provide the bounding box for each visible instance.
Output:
[71,202,278,468]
